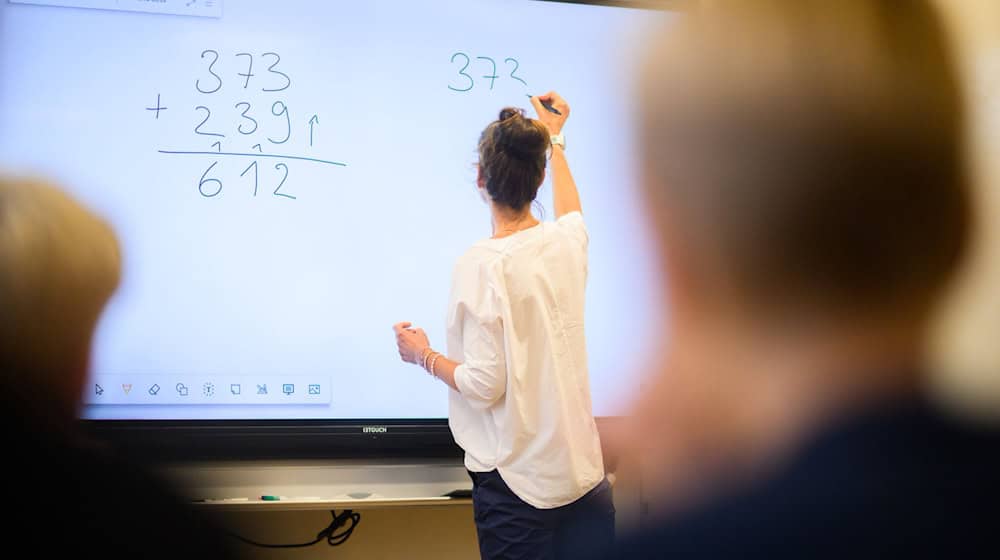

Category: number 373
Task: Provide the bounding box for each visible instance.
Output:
[448,53,527,92]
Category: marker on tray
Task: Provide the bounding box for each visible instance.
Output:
[192,497,250,503]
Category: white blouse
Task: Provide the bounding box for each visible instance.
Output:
[446,211,605,509]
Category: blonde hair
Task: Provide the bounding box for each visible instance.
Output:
[0,178,120,388]
[640,0,969,319]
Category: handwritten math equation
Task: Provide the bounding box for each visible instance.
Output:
[147,50,345,201]
[448,52,528,93]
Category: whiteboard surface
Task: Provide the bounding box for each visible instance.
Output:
[0,0,670,419]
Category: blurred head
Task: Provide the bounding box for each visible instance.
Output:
[477,107,549,212]
[0,178,120,416]
[640,0,968,333]
[628,0,970,506]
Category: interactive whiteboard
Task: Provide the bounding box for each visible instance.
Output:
[0,0,670,419]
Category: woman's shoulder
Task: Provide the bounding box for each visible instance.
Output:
[451,243,505,285]
[553,211,588,249]
[458,241,504,264]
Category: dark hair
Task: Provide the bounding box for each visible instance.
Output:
[640,0,969,318]
[477,107,549,211]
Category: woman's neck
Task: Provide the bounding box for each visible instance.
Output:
[491,204,539,238]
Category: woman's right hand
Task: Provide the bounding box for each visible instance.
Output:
[529,91,569,135]
[393,321,431,365]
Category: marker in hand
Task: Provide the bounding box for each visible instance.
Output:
[528,94,562,115]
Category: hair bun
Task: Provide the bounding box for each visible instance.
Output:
[478,106,548,210]
[495,110,549,160]
[498,107,525,121]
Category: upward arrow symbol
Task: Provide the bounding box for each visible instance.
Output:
[309,115,319,147]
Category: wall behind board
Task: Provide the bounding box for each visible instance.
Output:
[931,0,1000,416]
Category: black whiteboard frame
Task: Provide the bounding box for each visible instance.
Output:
[83,418,464,461]
[539,0,689,8]
[83,416,627,462]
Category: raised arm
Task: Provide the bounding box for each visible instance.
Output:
[530,92,580,217]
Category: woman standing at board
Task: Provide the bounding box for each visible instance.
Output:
[393,92,613,560]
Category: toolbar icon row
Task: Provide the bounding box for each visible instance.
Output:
[86,376,331,405]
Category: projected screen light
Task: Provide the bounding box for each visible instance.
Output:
[0,0,668,420]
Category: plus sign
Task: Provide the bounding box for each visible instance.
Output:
[146,93,167,119]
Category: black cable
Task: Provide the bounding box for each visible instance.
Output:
[225,509,361,549]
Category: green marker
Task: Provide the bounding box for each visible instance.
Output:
[261,495,281,501]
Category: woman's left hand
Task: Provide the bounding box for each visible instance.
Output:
[393,322,431,365]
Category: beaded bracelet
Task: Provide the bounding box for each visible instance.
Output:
[420,347,434,370]
[428,352,442,378]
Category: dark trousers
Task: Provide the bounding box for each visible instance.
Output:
[469,470,616,560]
